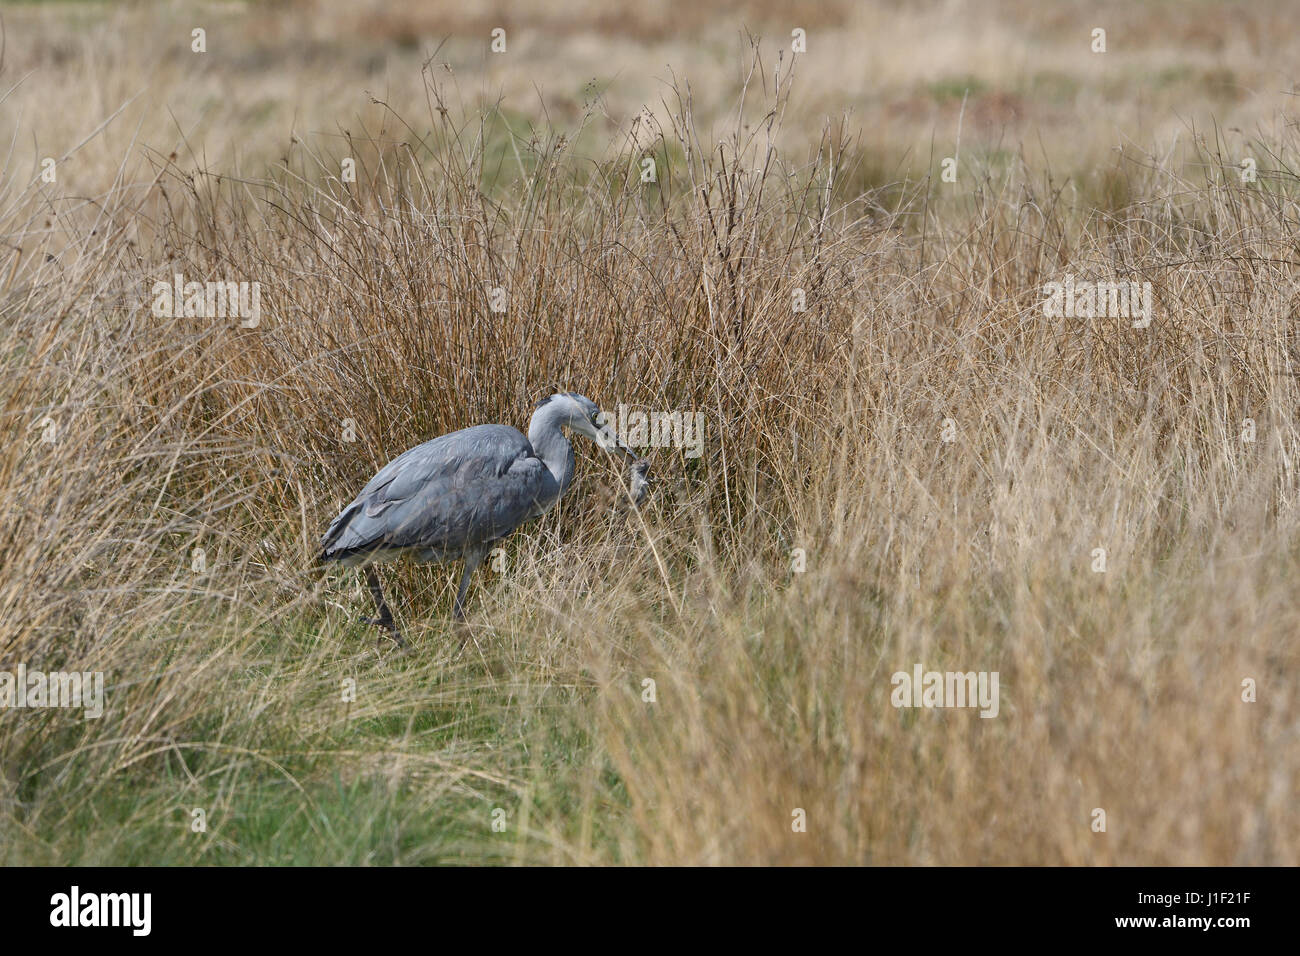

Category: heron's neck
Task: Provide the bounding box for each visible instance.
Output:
[528,405,576,496]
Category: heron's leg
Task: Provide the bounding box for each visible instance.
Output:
[452,548,488,622]
[364,566,405,648]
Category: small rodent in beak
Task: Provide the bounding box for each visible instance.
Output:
[629,458,651,506]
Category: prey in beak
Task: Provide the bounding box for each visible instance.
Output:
[627,457,651,507]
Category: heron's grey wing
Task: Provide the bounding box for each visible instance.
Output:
[392,452,555,557]
[320,424,555,561]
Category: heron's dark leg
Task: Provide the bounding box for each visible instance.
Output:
[364,566,405,648]
[452,548,488,622]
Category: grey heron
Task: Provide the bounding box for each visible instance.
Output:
[319,392,643,645]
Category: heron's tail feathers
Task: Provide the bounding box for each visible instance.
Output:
[319,500,364,563]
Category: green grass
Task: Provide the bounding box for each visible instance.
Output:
[0,603,622,865]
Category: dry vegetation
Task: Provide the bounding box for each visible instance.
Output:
[0,0,1297,864]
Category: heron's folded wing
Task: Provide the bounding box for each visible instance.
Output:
[321,425,549,557]
[378,453,552,552]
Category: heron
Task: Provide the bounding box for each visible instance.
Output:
[319,392,645,646]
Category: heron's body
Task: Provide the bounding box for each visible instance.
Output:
[319,393,641,644]
[320,424,564,566]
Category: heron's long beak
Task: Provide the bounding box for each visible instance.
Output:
[603,436,640,464]
[612,436,639,462]
[587,416,639,462]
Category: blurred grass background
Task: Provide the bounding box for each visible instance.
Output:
[0,0,1296,865]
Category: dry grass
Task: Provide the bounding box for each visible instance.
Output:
[0,0,1296,865]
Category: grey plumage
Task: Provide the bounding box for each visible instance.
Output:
[320,392,640,644]
[320,424,557,564]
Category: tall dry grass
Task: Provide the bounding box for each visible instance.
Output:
[0,28,1296,863]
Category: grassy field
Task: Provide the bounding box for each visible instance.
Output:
[1,0,1297,865]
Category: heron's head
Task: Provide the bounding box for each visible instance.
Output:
[535,392,635,459]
